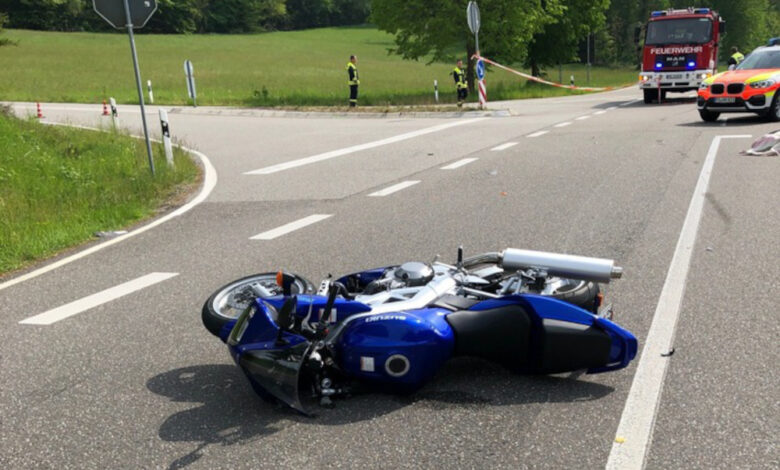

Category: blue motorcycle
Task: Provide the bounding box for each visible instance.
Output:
[202,247,637,414]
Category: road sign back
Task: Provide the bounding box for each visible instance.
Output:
[93,0,157,29]
[467,1,481,35]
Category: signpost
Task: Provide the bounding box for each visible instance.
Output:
[184,60,197,107]
[467,2,486,109]
[92,0,157,175]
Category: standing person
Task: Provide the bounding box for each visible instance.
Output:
[728,46,744,69]
[452,59,468,107]
[346,55,359,108]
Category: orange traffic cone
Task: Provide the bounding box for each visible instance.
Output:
[102,100,110,116]
[36,102,44,119]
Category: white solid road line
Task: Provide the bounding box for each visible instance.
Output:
[575,115,591,121]
[251,214,333,240]
[606,134,751,470]
[441,158,478,170]
[527,130,549,138]
[491,142,519,151]
[368,180,420,197]
[554,122,572,128]
[0,126,217,293]
[244,118,486,175]
[19,273,179,325]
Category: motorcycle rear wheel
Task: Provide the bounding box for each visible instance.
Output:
[202,272,315,337]
[538,277,601,313]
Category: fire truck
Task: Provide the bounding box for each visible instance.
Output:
[638,7,726,103]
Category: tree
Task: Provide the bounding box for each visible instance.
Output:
[372,0,563,92]
[525,0,610,76]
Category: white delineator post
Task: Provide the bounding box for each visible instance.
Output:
[434,80,439,103]
[109,97,119,128]
[147,79,154,104]
[158,109,174,167]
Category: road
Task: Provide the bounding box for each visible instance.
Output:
[1,91,778,469]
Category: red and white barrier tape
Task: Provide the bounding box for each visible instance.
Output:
[473,55,635,92]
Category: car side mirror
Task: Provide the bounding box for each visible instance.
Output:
[719,20,726,34]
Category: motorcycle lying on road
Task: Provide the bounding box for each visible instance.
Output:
[202,247,637,414]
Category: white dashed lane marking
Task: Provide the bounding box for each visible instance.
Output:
[491,142,519,151]
[368,180,421,197]
[441,158,478,170]
[250,214,333,240]
[554,122,572,128]
[19,273,180,325]
[527,130,549,138]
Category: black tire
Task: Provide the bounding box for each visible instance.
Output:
[543,278,601,313]
[699,109,720,122]
[766,94,780,122]
[202,272,315,337]
[643,89,655,104]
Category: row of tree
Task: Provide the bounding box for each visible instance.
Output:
[1,1,778,78]
[0,0,371,33]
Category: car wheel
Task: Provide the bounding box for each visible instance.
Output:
[699,109,720,122]
[766,94,780,122]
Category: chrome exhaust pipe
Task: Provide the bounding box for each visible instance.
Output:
[500,248,623,283]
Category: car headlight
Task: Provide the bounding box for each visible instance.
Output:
[699,82,711,90]
[749,79,776,89]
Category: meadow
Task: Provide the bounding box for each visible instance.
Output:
[0,111,200,274]
[0,27,638,107]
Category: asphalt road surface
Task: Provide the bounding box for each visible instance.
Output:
[1,91,778,470]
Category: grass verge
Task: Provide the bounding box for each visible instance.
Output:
[0,111,200,275]
[0,27,637,107]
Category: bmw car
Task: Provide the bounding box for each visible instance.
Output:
[697,45,780,121]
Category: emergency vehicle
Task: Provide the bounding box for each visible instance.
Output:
[639,7,726,103]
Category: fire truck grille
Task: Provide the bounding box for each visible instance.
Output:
[727,83,744,94]
[710,84,725,94]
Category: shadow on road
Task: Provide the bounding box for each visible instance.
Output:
[678,114,774,128]
[148,360,613,469]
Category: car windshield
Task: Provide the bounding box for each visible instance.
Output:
[646,18,712,45]
[737,49,780,70]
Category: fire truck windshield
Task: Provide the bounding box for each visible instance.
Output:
[737,49,780,70]
[646,18,713,45]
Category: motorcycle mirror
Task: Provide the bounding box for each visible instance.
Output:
[457,245,464,268]
[319,284,339,331]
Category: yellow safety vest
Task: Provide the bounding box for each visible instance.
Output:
[731,52,745,64]
[453,67,467,89]
[347,62,360,85]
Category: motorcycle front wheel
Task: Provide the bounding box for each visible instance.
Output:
[202,272,315,337]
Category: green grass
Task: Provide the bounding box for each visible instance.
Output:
[0,27,637,107]
[0,111,200,274]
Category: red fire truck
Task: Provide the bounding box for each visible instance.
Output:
[638,7,726,103]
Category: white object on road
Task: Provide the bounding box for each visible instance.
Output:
[368,180,420,197]
[19,273,179,325]
[250,214,333,240]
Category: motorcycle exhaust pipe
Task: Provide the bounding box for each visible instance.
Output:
[500,248,623,283]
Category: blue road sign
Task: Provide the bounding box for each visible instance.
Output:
[476,60,485,80]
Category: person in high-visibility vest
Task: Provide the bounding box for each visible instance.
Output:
[347,55,360,107]
[728,46,745,69]
[452,59,468,107]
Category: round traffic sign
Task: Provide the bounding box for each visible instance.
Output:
[476,60,485,80]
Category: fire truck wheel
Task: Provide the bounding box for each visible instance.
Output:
[643,89,655,104]
[699,109,720,122]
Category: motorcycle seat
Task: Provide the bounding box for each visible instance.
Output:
[446,305,531,366]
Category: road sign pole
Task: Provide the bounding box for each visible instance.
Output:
[123,0,155,176]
